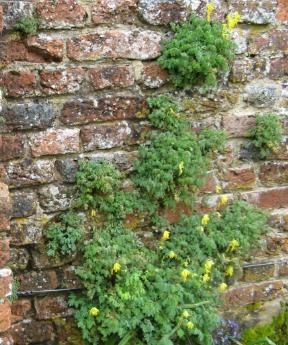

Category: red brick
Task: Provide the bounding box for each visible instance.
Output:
[269,58,288,79]
[0,300,11,332]
[92,0,137,24]
[0,182,11,231]
[1,70,38,98]
[277,0,288,22]
[36,0,87,29]
[269,143,288,160]
[0,269,12,298]
[0,240,10,267]
[89,65,134,90]
[11,299,32,324]
[222,114,255,137]
[26,34,65,61]
[224,280,285,306]
[0,134,25,161]
[260,162,288,186]
[67,29,162,61]
[200,173,218,194]
[34,295,72,320]
[249,29,288,54]
[61,95,147,124]
[242,262,275,282]
[0,39,46,66]
[81,121,146,151]
[30,128,80,157]
[242,187,288,209]
[140,62,168,88]
[11,320,54,344]
[39,68,85,95]
[223,165,256,191]
[266,235,288,254]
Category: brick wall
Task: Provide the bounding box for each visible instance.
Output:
[0,0,288,343]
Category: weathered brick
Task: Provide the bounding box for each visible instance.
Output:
[140,62,168,88]
[0,101,56,131]
[81,121,146,151]
[39,68,85,95]
[0,299,11,333]
[224,280,285,306]
[278,260,288,277]
[266,235,288,254]
[61,95,147,124]
[242,262,275,282]
[223,165,256,191]
[92,0,137,24]
[26,34,65,61]
[10,217,44,246]
[228,0,277,24]
[242,187,288,209]
[249,29,288,54]
[243,80,281,108]
[0,4,3,32]
[0,134,25,161]
[55,158,79,183]
[67,29,162,61]
[11,320,54,344]
[17,270,58,292]
[260,162,288,186]
[89,65,134,90]
[138,0,199,25]
[61,266,82,289]
[0,334,13,345]
[0,268,12,298]
[36,0,87,29]
[35,295,73,320]
[0,182,11,231]
[87,150,138,171]
[277,0,288,22]
[1,70,38,98]
[11,299,32,324]
[269,58,288,79]
[1,1,34,31]
[38,184,74,212]
[11,190,37,218]
[200,173,218,194]
[269,143,288,160]
[230,58,254,83]
[0,240,9,268]
[9,247,30,271]
[30,128,80,157]
[222,115,255,137]
[1,159,57,187]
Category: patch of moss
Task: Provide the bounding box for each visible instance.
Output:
[246,301,263,312]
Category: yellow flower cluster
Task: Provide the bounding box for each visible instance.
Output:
[187,321,194,330]
[206,3,215,22]
[178,161,184,176]
[112,262,121,274]
[227,239,240,252]
[225,265,234,277]
[203,259,214,283]
[89,307,100,317]
[222,12,241,38]
[218,282,228,292]
[161,230,170,241]
[168,251,177,259]
[215,185,222,194]
[219,195,229,206]
[181,269,191,282]
[202,214,210,226]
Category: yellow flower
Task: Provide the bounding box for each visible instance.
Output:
[112,262,121,274]
[207,3,215,22]
[227,12,241,29]
[161,231,170,241]
[225,265,234,277]
[187,321,194,330]
[203,273,210,283]
[178,161,185,176]
[182,310,190,319]
[215,185,222,194]
[181,269,191,282]
[218,283,228,292]
[204,259,214,274]
[168,251,177,259]
[228,239,240,252]
[89,307,100,317]
[219,195,229,206]
[202,214,210,226]
[90,209,97,218]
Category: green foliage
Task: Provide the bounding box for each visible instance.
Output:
[46,212,84,257]
[14,15,40,35]
[241,302,288,345]
[158,15,236,89]
[8,279,19,303]
[198,128,227,155]
[248,114,283,159]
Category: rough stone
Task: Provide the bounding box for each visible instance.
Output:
[0,300,11,333]
[0,182,11,231]
[0,101,56,131]
[1,70,38,98]
[259,162,288,186]
[1,0,34,31]
[17,270,58,292]
[222,115,256,137]
[30,128,80,157]
[87,150,138,171]
[230,58,254,83]
[36,0,87,29]
[277,0,288,22]
[26,34,65,61]
[55,158,79,183]
[35,295,73,320]
[9,247,30,271]
[242,263,275,282]
[242,187,288,209]
[0,268,12,298]
[38,184,74,212]
[11,190,37,218]
[89,65,134,90]
[269,58,288,79]
[140,62,168,88]
[223,165,256,191]
[11,299,32,324]
[61,95,147,124]
[11,320,54,344]
[0,4,3,32]
[249,29,288,54]
[0,240,10,267]
[10,217,44,246]
[67,29,162,61]
[243,81,281,108]
[0,134,26,161]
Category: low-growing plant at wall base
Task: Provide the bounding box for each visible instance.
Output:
[248,114,283,159]
[47,96,271,345]
[157,13,237,90]
[14,15,40,35]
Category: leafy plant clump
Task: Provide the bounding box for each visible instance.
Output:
[158,15,236,89]
[47,96,270,345]
[14,15,40,35]
[248,114,283,159]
